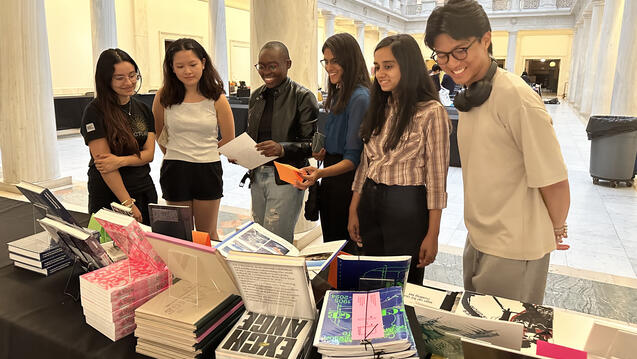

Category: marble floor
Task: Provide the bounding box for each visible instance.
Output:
[1,102,636,284]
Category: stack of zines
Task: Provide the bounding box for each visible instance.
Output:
[134,231,245,359]
[7,231,71,276]
[79,259,170,341]
[314,286,418,358]
[78,208,171,341]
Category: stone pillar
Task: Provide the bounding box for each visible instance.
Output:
[250,0,317,92]
[505,30,518,73]
[209,0,229,94]
[133,0,151,92]
[250,0,318,232]
[567,22,583,103]
[379,27,388,40]
[573,12,591,109]
[324,11,335,38]
[578,0,604,117]
[90,0,117,72]
[610,0,637,116]
[355,21,366,53]
[591,0,625,116]
[0,0,67,188]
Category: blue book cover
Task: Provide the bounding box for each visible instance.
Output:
[337,255,411,291]
[314,286,414,353]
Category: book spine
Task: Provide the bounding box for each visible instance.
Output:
[81,273,169,311]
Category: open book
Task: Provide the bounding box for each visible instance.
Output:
[216,251,318,359]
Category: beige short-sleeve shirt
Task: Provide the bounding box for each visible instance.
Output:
[457,68,567,260]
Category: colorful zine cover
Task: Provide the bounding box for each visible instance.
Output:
[314,286,413,352]
[336,255,411,291]
[455,291,553,349]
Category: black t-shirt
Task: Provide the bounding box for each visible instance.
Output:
[80,97,155,193]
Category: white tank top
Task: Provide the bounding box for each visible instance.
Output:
[164,98,220,162]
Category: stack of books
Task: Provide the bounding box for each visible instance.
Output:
[313,286,418,358]
[79,259,170,341]
[77,209,170,341]
[135,232,245,358]
[7,231,71,276]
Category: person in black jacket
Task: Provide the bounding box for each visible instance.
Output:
[247,41,318,242]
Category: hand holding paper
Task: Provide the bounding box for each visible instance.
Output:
[218,133,277,169]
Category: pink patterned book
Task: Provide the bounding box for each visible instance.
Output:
[82,289,165,322]
[80,259,169,311]
[93,209,166,271]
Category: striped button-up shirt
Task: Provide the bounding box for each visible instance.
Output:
[352,99,451,209]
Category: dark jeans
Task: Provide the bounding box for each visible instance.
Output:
[88,184,158,226]
[358,179,429,285]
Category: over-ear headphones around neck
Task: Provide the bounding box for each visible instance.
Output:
[453,59,498,112]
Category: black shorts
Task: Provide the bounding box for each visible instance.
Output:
[160,160,223,201]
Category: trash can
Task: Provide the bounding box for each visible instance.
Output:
[586,116,637,187]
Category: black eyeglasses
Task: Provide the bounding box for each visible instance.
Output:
[431,38,478,65]
[320,58,339,68]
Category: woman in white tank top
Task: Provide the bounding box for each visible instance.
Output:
[153,38,235,241]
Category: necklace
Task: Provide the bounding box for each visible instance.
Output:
[127,100,132,116]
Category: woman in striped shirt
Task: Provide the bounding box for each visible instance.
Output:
[348,34,451,285]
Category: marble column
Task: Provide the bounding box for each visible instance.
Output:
[0,0,65,188]
[133,0,151,92]
[324,11,335,38]
[610,0,637,116]
[90,0,117,72]
[573,12,591,109]
[505,30,518,73]
[567,22,583,103]
[250,0,317,91]
[591,0,625,116]
[355,21,365,53]
[209,0,229,94]
[578,0,604,117]
[379,27,388,40]
[250,0,318,231]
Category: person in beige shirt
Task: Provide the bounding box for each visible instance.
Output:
[425,0,570,304]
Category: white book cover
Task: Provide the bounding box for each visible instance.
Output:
[216,222,299,257]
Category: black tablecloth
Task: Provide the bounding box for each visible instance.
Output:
[0,264,146,359]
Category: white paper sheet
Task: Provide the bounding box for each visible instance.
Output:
[218,132,277,169]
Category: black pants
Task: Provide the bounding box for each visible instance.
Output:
[88,183,158,226]
[318,153,359,253]
[358,179,429,285]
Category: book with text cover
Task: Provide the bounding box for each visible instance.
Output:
[38,216,112,269]
[336,255,411,291]
[16,181,80,225]
[13,258,72,276]
[225,251,317,320]
[148,203,193,242]
[9,251,70,269]
[403,283,460,311]
[313,286,416,357]
[7,231,64,261]
[300,240,347,280]
[454,291,554,350]
[216,311,314,359]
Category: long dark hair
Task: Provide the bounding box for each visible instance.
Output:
[322,33,371,114]
[94,48,140,156]
[360,34,440,152]
[160,38,225,107]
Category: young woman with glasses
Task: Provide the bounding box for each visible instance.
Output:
[294,33,370,251]
[80,48,158,224]
[348,35,451,285]
[153,38,235,241]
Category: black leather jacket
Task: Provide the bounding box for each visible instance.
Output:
[248,77,318,184]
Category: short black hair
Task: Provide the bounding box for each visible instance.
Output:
[260,41,290,60]
[432,64,441,72]
[425,0,493,54]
